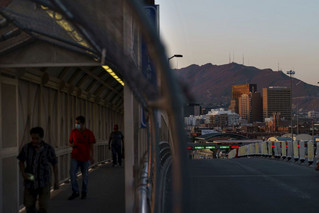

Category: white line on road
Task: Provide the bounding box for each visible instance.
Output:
[192,174,318,178]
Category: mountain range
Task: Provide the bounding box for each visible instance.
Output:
[175,63,319,112]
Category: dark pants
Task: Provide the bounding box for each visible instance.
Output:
[70,158,89,194]
[24,186,50,213]
[111,144,122,165]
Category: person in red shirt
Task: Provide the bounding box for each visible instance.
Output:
[68,116,96,200]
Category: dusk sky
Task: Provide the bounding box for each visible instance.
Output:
[156,0,319,86]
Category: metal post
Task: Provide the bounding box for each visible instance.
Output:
[312,119,314,143]
[287,70,295,141]
[296,105,299,135]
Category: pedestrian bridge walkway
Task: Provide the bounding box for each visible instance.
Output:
[23,163,125,213]
[1,1,187,212]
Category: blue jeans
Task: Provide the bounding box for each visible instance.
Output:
[70,158,89,194]
[111,143,122,166]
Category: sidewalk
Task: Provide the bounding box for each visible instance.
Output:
[47,162,125,213]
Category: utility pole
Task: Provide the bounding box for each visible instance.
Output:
[312,118,314,142]
[287,70,295,141]
[315,81,319,142]
[296,105,299,135]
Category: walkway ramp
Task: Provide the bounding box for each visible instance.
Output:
[28,163,124,213]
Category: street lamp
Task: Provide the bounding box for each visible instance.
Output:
[168,54,183,61]
[315,81,319,142]
[287,70,295,141]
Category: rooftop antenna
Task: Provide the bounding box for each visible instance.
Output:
[277,62,282,72]
[232,50,234,63]
[229,52,231,64]
[242,54,245,65]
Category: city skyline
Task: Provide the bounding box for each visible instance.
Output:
[156,0,319,86]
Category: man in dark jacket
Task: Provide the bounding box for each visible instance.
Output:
[109,124,124,167]
[17,127,59,213]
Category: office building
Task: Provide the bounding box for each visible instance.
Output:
[184,103,201,117]
[263,87,291,121]
[239,92,262,123]
[229,84,257,113]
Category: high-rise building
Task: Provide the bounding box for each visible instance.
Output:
[184,103,201,117]
[228,99,236,112]
[263,87,291,121]
[251,92,262,122]
[239,94,250,121]
[238,92,262,123]
[229,84,257,113]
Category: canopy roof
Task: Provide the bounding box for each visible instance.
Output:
[0,0,160,110]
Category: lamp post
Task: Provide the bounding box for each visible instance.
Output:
[287,70,295,141]
[168,54,183,61]
[315,81,319,142]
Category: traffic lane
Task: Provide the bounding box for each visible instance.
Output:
[190,157,318,177]
[190,158,319,213]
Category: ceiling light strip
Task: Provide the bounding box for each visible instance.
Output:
[102,65,124,86]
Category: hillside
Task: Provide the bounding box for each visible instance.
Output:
[175,63,319,112]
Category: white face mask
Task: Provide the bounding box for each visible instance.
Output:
[75,124,81,130]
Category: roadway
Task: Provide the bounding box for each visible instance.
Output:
[190,158,319,213]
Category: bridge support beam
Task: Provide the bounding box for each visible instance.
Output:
[124,85,136,213]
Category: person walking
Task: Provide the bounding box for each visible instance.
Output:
[68,116,96,200]
[109,124,124,167]
[17,127,59,213]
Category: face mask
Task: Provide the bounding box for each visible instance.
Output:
[75,124,81,130]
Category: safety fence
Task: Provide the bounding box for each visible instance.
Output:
[228,140,319,165]
[136,141,172,213]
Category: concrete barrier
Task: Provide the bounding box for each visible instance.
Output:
[262,142,268,156]
[238,147,243,157]
[232,140,319,170]
[228,149,237,159]
[238,145,247,157]
[308,141,314,162]
[293,141,299,160]
[245,145,249,156]
[281,141,287,158]
[274,142,281,157]
[258,143,263,155]
[299,141,305,161]
[255,143,260,155]
[249,143,255,155]
[268,141,273,156]
[287,141,293,159]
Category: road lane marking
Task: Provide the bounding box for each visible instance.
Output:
[192,174,318,178]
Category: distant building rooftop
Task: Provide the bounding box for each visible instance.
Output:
[268,86,288,89]
[195,132,248,141]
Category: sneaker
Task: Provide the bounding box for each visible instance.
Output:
[81,192,87,199]
[68,192,79,200]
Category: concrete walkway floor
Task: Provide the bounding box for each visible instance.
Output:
[39,162,124,213]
